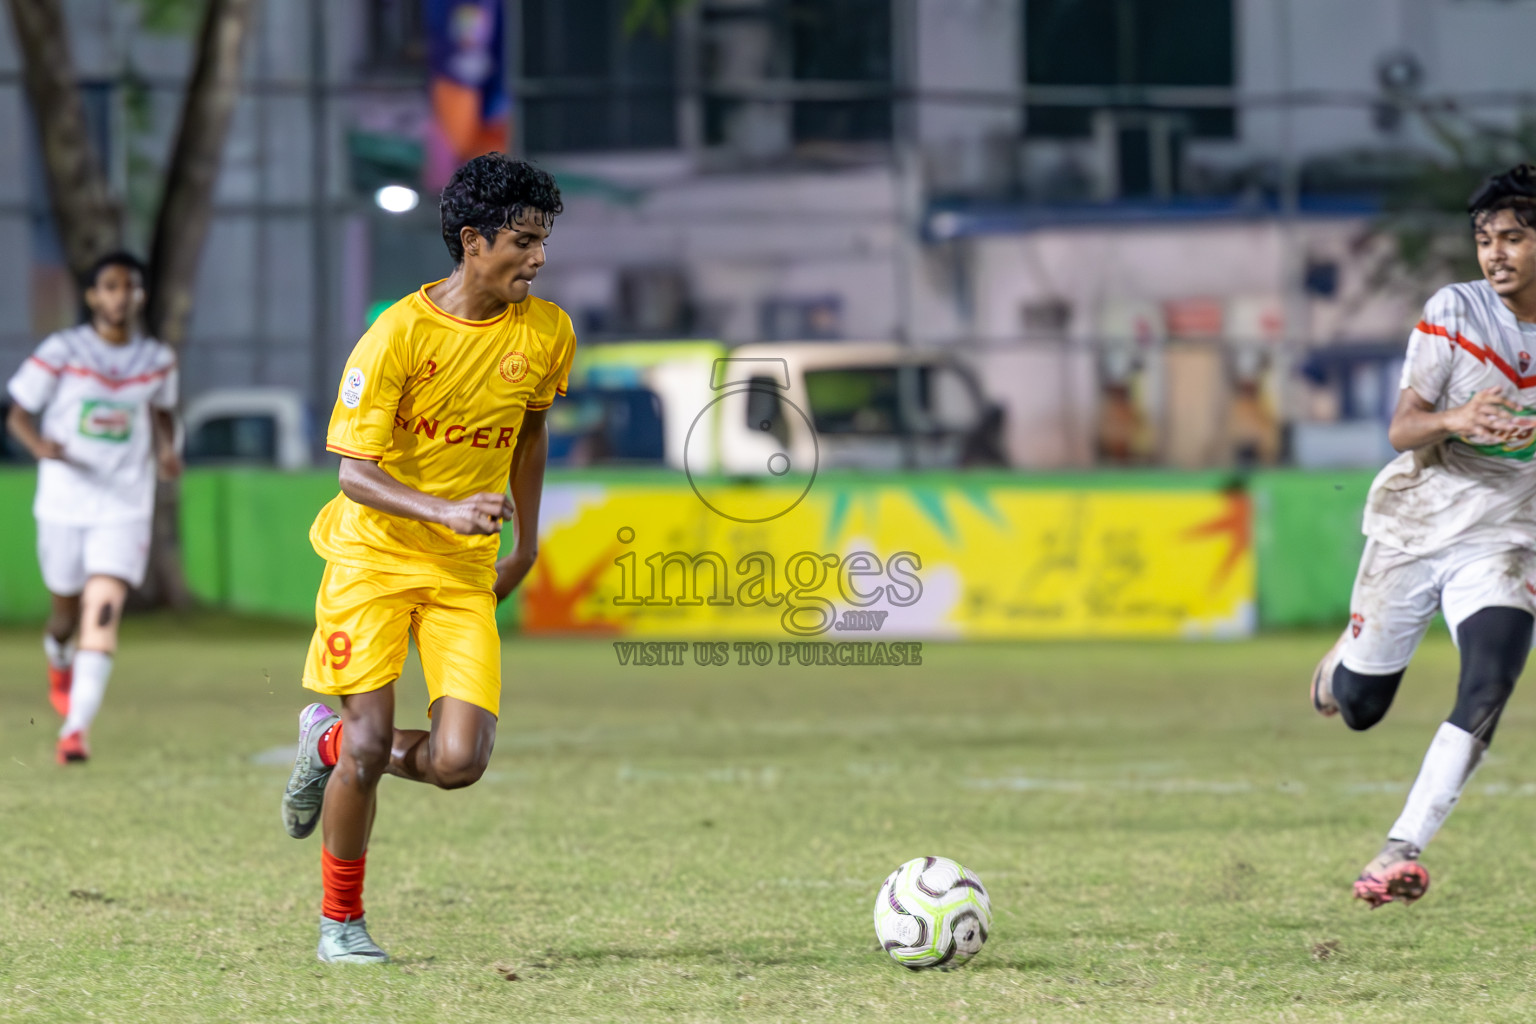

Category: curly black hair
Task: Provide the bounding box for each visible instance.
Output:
[439,154,563,263]
[1468,163,1536,231]
[84,250,147,290]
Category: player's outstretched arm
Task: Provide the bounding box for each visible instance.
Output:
[5,403,65,461]
[493,409,548,603]
[1387,385,1526,452]
[337,456,513,536]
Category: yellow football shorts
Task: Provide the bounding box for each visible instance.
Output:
[302,562,502,717]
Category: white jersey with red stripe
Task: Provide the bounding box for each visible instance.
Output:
[6,325,178,525]
[1362,280,1536,556]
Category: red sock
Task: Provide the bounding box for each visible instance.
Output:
[318,721,342,768]
[321,847,366,922]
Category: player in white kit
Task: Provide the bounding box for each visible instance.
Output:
[4,252,180,764]
[1311,165,1536,906]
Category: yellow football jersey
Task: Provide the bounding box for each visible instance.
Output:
[310,281,576,588]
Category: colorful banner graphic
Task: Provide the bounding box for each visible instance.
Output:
[520,480,1254,639]
[424,0,508,190]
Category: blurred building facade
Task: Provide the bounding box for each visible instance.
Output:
[4,0,1536,468]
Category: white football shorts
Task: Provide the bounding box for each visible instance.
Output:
[1342,538,1536,675]
[35,519,153,595]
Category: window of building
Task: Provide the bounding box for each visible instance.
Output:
[787,0,891,143]
[702,0,891,150]
[521,0,677,152]
[1024,0,1233,138]
[362,0,427,73]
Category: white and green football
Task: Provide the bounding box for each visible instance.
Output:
[873,856,992,970]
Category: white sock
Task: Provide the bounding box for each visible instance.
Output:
[61,650,113,738]
[1388,721,1486,851]
[43,633,76,670]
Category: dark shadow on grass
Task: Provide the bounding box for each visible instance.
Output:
[525,943,1066,974]
[528,945,858,970]
[963,954,1063,973]
[384,955,440,969]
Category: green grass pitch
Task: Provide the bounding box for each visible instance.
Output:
[3,619,1536,1023]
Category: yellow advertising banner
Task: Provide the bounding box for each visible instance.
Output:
[520,481,1254,639]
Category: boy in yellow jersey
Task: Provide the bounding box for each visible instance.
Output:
[279,154,573,964]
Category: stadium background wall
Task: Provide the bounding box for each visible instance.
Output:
[0,468,1379,632]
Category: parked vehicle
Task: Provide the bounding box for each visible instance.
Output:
[549,340,1007,474]
[550,340,725,468]
[714,342,1007,474]
[183,388,314,469]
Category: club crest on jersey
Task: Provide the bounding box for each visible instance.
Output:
[1521,352,1532,374]
[1350,612,1365,638]
[498,351,529,385]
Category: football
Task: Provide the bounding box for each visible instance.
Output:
[873,856,992,970]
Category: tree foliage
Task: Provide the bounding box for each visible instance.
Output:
[622,0,693,37]
[1378,106,1536,288]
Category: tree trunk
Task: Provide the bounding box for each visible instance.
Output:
[3,0,122,283]
[147,0,258,347]
[138,0,258,611]
[7,0,258,613]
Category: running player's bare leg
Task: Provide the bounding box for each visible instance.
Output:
[322,685,396,860]
[321,689,495,861]
[311,685,395,962]
[46,593,79,645]
[57,575,127,761]
[312,686,493,964]
[43,592,79,717]
[387,696,495,790]
[77,575,127,653]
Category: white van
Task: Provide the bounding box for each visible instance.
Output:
[711,342,1005,474]
[554,341,1005,475]
[183,388,313,469]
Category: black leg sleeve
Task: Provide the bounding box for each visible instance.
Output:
[1332,664,1405,731]
[1449,606,1533,743]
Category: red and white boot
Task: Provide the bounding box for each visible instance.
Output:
[48,663,72,717]
[1353,839,1429,908]
[56,730,89,765]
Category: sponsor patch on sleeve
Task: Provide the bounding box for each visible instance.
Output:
[341,368,365,409]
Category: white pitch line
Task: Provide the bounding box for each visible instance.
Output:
[964,777,1259,794]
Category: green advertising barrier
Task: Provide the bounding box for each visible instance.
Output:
[1250,469,1377,629]
[0,469,337,624]
[0,466,1382,630]
[0,470,45,621]
[186,471,337,617]
[178,470,521,628]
